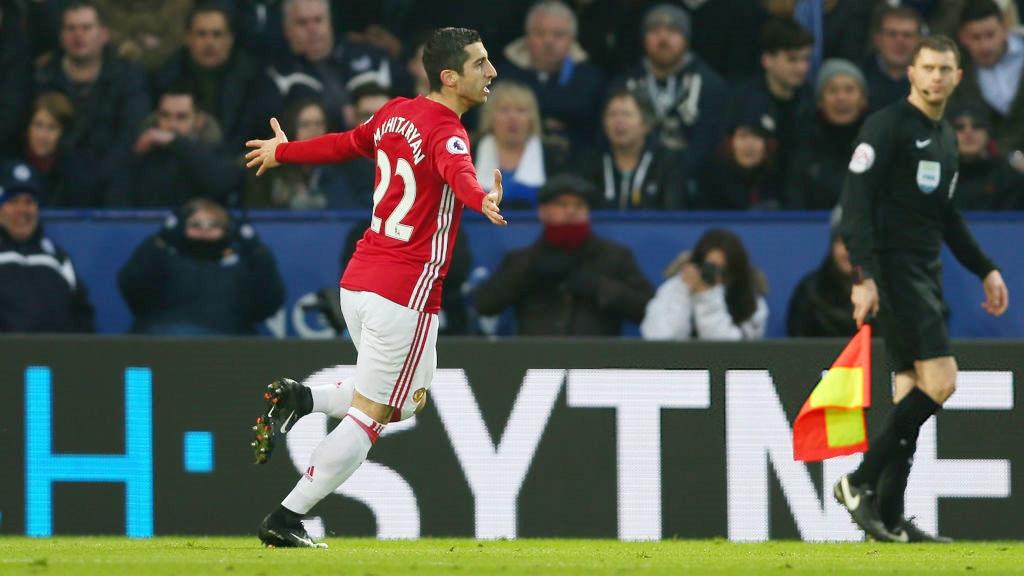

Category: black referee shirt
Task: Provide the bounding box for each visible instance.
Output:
[839,98,996,280]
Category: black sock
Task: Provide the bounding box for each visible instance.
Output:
[300,386,313,415]
[848,387,938,487]
[877,433,918,530]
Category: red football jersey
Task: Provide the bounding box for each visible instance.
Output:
[276,96,487,313]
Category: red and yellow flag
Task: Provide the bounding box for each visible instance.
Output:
[793,325,872,462]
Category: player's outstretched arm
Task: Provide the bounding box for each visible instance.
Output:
[245,118,289,176]
[982,270,1009,317]
[482,169,507,226]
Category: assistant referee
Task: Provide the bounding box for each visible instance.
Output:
[832,35,1010,543]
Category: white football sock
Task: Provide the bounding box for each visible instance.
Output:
[309,381,354,419]
[281,407,383,514]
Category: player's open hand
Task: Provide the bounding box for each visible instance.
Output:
[482,169,506,226]
[245,117,288,176]
[982,269,1009,316]
[851,278,880,328]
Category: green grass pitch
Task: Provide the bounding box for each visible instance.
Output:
[1,538,1022,575]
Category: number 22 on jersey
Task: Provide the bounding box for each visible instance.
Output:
[371,149,416,242]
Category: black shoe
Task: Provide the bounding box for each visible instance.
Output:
[258,509,327,549]
[890,516,953,543]
[834,475,899,543]
[252,378,311,464]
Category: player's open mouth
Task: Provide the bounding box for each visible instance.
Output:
[483,86,491,94]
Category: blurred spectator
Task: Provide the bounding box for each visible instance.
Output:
[17,93,76,206]
[641,228,767,341]
[95,0,192,71]
[0,160,94,333]
[351,81,391,124]
[404,34,431,96]
[786,209,857,337]
[267,0,412,131]
[474,82,548,209]
[793,0,871,70]
[950,104,1024,210]
[696,113,781,210]
[924,0,1021,37]
[112,86,241,207]
[577,88,689,210]
[153,2,282,151]
[617,4,729,182]
[328,82,391,207]
[863,6,919,113]
[244,97,364,209]
[954,0,1024,156]
[34,0,151,206]
[118,197,285,335]
[474,174,653,336]
[0,0,32,156]
[499,1,606,163]
[690,0,768,81]
[730,17,814,193]
[227,0,289,62]
[785,59,868,209]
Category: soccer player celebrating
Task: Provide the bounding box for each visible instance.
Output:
[244,27,504,548]
[833,35,1009,543]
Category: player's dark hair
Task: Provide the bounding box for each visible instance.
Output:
[959,0,1003,26]
[62,0,106,26]
[760,17,813,54]
[692,229,762,324]
[423,27,482,92]
[912,35,961,68]
[186,2,234,33]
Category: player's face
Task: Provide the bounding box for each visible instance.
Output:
[874,16,920,68]
[28,109,63,158]
[456,42,497,106]
[908,48,962,105]
[731,127,766,168]
[603,96,648,149]
[0,194,39,242]
[959,16,1008,68]
[285,0,334,61]
[538,194,589,225]
[763,47,812,91]
[644,25,687,69]
[157,95,199,136]
[526,11,574,73]
[60,7,108,62]
[187,12,233,69]
[954,117,989,157]
[295,104,327,140]
[819,74,866,126]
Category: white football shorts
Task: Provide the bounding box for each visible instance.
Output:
[339,288,438,414]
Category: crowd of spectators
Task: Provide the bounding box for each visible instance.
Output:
[2,0,1022,337]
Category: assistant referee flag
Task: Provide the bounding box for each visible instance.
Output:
[793,325,872,462]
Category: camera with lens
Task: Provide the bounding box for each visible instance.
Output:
[699,261,722,286]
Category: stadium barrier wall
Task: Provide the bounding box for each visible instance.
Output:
[42,210,1024,338]
[1,336,1019,541]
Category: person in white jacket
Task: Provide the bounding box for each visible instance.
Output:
[641,228,768,340]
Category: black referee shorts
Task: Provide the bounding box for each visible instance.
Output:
[876,252,952,373]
